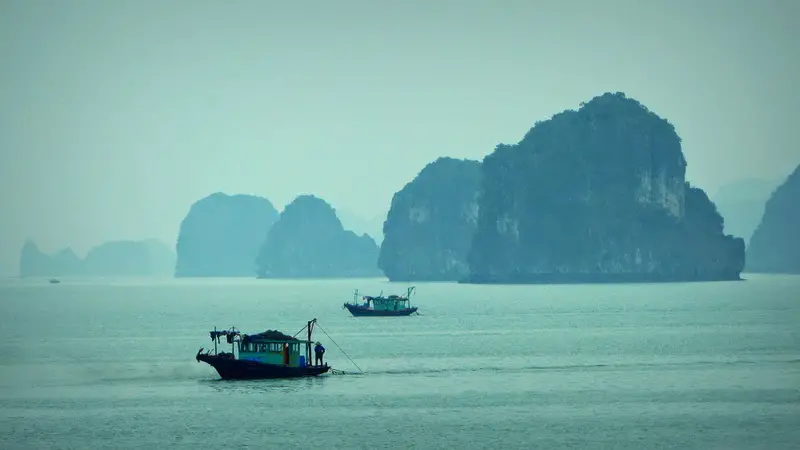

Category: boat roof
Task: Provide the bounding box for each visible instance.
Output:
[245,338,313,344]
[364,295,409,301]
[210,329,312,344]
[243,330,312,344]
[244,334,312,344]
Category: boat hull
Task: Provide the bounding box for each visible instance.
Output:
[196,354,330,380]
[344,304,418,316]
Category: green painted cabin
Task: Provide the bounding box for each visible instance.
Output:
[238,337,313,367]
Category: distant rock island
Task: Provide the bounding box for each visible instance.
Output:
[175,192,278,277]
[19,239,175,278]
[379,157,481,281]
[712,178,780,245]
[466,92,744,283]
[746,164,800,274]
[335,209,385,245]
[255,195,381,278]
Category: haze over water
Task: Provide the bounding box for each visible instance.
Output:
[1,275,798,449]
[2,0,799,275]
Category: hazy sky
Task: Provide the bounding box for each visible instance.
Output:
[1,0,798,276]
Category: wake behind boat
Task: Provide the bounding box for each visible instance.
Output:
[343,286,418,316]
[196,319,330,380]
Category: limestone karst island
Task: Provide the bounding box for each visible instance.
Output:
[22,92,797,284]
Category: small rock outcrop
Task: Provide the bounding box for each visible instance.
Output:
[467,92,744,283]
[378,157,481,281]
[175,193,278,277]
[19,239,175,277]
[20,240,83,277]
[746,165,800,274]
[255,195,381,278]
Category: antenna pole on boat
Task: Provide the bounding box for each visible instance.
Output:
[213,326,217,355]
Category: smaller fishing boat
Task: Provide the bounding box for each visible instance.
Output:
[48,278,60,284]
[196,318,330,380]
[343,286,418,316]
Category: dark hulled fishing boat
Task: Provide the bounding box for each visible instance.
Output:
[195,319,330,380]
[343,286,418,316]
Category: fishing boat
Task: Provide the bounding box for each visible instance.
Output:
[195,318,330,380]
[343,286,418,316]
[48,278,60,284]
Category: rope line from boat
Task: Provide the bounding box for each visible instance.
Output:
[292,323,309,338]
[315,323,364,374]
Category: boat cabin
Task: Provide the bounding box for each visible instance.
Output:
[364,295,410,311]
[357,286,416,312]
[238,337,313,367]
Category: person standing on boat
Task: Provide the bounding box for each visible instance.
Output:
[314,341,326,366]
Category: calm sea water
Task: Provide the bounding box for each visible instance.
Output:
[0,275,798,449]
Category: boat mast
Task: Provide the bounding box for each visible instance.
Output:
[214,326,217,354]
[231,327,236,353]
[306,319,317,365]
